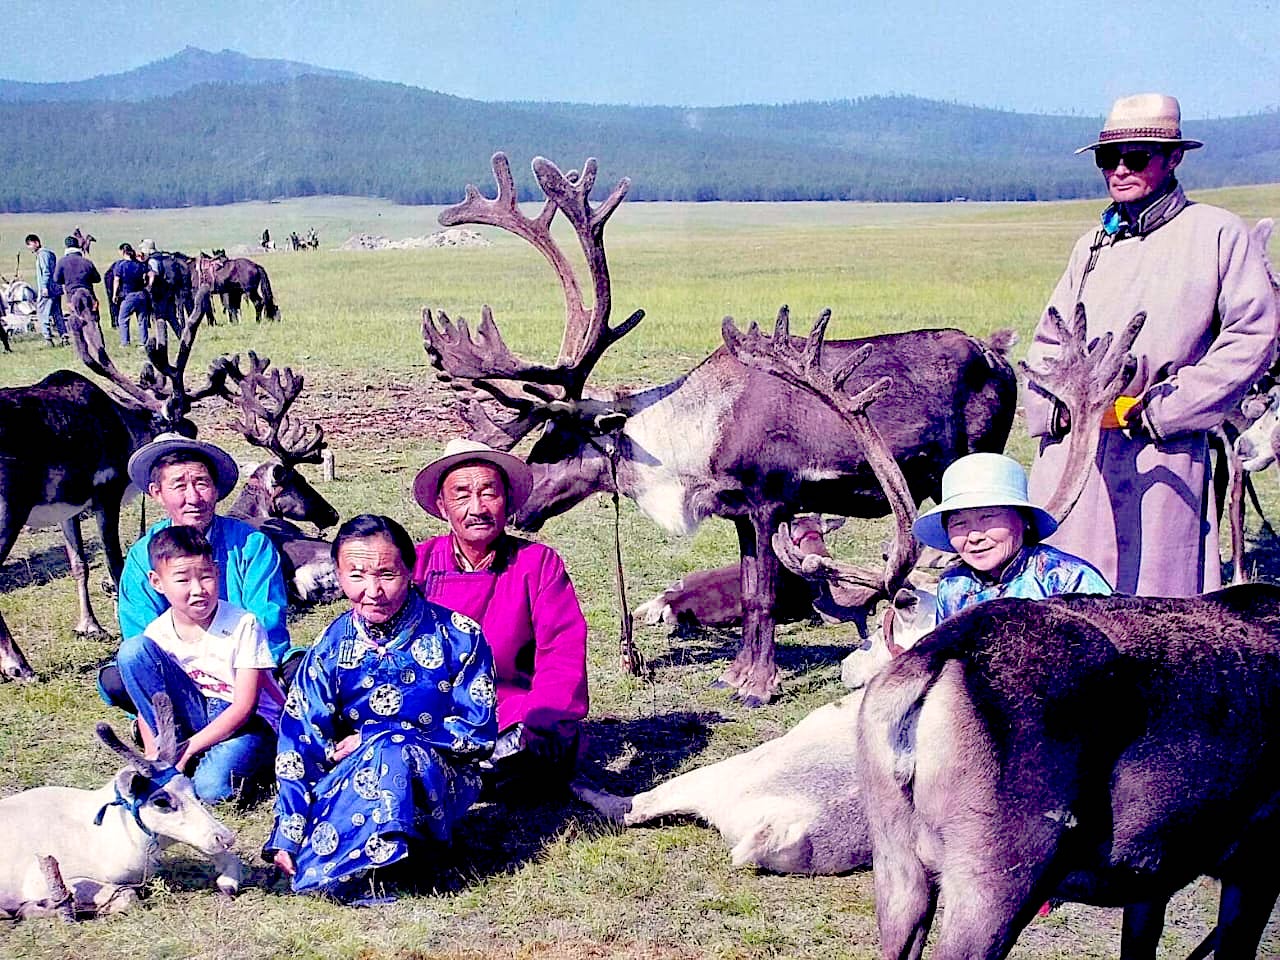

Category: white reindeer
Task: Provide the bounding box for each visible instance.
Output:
[0,693,242,920]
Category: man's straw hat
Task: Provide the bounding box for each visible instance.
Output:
[1076,93,1203,154]
[413,438,533,520]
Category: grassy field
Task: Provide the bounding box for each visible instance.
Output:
[1,184,1279,959]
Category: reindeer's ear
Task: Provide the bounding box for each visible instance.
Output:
[822,516,847,533]
[593,411,627,434]
[114,768,148,799]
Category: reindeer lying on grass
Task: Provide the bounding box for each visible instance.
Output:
[0,693,241,920]
[576,304,1140,878]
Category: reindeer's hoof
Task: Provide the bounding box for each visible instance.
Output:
[74,623,108,639]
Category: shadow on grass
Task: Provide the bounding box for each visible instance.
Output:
[1237,524,1280,585]
[0,542,77,592]
[645,621,854,676]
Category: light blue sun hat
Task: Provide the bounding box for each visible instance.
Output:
[912,453,1058,552]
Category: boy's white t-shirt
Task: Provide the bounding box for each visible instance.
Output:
[143,600,284,730]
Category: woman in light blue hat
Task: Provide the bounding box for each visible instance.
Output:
[913,453,1112,625]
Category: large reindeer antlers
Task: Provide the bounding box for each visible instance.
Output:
[218,352,326,466]
[1021,303,1144,521]
[425,153,644,446]
[722,307,920,604]
[67,288,216,426]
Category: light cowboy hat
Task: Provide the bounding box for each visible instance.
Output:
[912,453,1058,552]
[127,433,240,500]
[413,438,534,520]
[138,238,157,255]
[1076,93,1204,154]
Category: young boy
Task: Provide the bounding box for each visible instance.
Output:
[115,525,284,803]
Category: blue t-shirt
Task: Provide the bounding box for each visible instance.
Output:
[934,543,1113,625]
[116,258,148,295]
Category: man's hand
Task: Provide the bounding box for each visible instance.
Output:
[331,732,361,763]
[273,850,296,877]
[1122,394,1152,440]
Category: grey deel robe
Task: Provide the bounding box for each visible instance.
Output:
[1025,194,1278,597]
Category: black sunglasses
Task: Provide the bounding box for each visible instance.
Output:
[1094,146,1164,172]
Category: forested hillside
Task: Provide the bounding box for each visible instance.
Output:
[1,68,1276,212]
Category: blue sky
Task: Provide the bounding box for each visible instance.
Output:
[8,0,1280,117]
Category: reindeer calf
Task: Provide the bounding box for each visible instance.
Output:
[0,699,240,920]
[859,584,1280,960]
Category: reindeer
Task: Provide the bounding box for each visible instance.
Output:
[632,514,856,629]
[860,583,1280,960]
[0,693,241,919]
[422,153,1018,704]
[0,290,235,681]
[218,352,342,605]
[574,304,1135,876]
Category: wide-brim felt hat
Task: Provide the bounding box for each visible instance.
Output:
[414,438,534,520]
[127,433,239,500]
[912,452,1058,552]
[138,238,157,255]
[1076,93,1204,154]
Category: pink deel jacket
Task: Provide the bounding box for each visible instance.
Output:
[413,535,589,734]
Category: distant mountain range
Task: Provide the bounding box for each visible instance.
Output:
[0,48,1276,212]
[0,46,360,103]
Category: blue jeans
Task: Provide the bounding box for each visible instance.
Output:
[117,292,150,346]
[37,294,65,340]
[116,634,276,803]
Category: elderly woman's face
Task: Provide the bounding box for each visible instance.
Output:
[437,462,509,553]
[945,505,1027,575]
[336,533,412,624]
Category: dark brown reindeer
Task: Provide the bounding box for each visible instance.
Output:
[422,153,1018,704]
[218,353,342,604]
[0,289,228,680]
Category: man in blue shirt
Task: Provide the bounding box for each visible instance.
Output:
[24,234,66,345]
[112,244,151,347]
[98,434,297,713]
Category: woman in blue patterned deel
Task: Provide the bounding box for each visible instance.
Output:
[912,453,1113,624]
[263,515,497,898]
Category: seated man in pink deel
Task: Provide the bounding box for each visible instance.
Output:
[411,438,588,795]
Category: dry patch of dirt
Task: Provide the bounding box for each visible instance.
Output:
[190,373,469,450]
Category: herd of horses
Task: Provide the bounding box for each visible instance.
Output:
[2,153,1280,957]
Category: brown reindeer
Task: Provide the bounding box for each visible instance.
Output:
[218,353,342,605]
[0,290,231,680]
[574,305,1136,877]
[423,153,1018,704]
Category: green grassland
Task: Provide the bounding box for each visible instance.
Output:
[1,185,1278,959]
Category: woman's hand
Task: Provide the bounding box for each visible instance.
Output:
[332,733,361,762]
[273,850,296,877]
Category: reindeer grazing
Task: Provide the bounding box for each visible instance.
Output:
[191,254,280,324]
[0,290,232,681]
[0,693,240,919]
[423,153,1018,704]
[219,352,341,604]
[575,303,1145,887]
